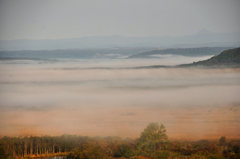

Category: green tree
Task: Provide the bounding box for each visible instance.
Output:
[137,123,168,158]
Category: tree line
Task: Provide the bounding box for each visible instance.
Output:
[0,123,240,159]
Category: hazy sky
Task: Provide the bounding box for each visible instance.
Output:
[0,0,240,40]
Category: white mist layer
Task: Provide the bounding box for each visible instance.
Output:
[0,58,239,139]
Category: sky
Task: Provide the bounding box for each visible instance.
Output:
[0,0,240,40]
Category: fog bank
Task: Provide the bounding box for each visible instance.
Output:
[0,59,240,139]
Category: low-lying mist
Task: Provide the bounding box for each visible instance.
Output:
[0,57,239,140]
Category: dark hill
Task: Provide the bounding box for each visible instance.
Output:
[135,47,240,69]
[182,47,240,67]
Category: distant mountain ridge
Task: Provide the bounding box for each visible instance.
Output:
[0,30,239,50]
[129,47,230,58]
[0,47,231,61]
[0,48,151,60]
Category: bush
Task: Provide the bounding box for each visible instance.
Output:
[114,144,135,158]
[154,151,170,159]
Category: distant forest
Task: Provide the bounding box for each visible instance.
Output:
[0,123,239,159]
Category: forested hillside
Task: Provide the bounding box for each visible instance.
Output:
[183,47,240,67]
